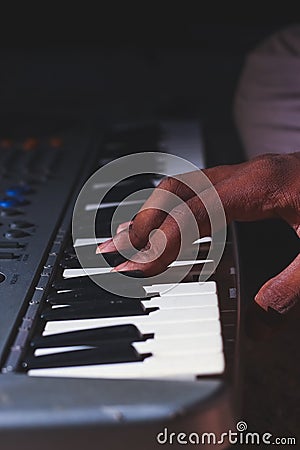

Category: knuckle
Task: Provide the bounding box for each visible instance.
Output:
[251,153,298,208]
[170,204,187,220]
[157,176,182,195]
[253,153,297,181]
[157,175,195,202]
[157,176,175,190]
[254,153,287,176]
[169,204,196,233]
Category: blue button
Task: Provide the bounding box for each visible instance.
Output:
[0,198,28,208]
[0,198,19,208]
[6,185,32,197]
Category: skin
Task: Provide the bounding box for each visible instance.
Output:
[97,152,300,314]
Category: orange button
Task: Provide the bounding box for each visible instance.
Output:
[0,139,12,149]
[23,138,38,151]
[49,137,62,148]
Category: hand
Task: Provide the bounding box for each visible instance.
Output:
[97,153,300,314]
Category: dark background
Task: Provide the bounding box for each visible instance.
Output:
[0,14,299,446]
[0,17,298,154]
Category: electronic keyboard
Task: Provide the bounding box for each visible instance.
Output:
[0,120,241,450]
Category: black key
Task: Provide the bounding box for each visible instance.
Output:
[76,203,140,228]
[30,325,152,348]
[52,271,145,297]
[61,250,128,269]
[74,219,123,238]
[47,289,137,304]
[24,343,151,369]
[63,244,95,259]
[65,243,112,258]
[75,206,120,226]
[88,177,155,204]
[47,291,138,305]
[73,220,107,238]
[41,301,156,321]
[47,289,158,305]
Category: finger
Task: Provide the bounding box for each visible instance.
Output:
[255,253,300,313]
[96,194,177,256]
[113,159,288,275]
[116,221,132,233]
[96,227,133,254]
[97,163,247,254]
[98,154,284,256]
[113,193,211,275]
[96,181,186,254]
[129,162,251,248]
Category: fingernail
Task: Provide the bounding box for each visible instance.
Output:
[254,294,268,311]
[96,239,112,254]
[111,262,128,272]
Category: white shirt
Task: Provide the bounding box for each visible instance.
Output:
[234,25,300,158]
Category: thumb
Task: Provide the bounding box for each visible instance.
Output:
[255,253,300,314]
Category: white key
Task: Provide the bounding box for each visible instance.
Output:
[28,352,225,380]
[74,238,109,247]
[85,199,145,212]
[193,236,212,244]
[35,334,222,358]
[169,259,213,266]
[44,306,219,335]
[63,268,111,277]
[141,293,218,309]
[74,235,211,248]
[55,281,216,295]
[92,181,122,190]
[132,334,223,354]
[92,179,134,190]
[62,260,213,279]
[34,346,93,357]
[43,317,221,337]
[92,181,116,189]
[145,281,217,296]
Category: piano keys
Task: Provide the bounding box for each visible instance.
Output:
[23,182,232,381]
[0,120,240,450]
